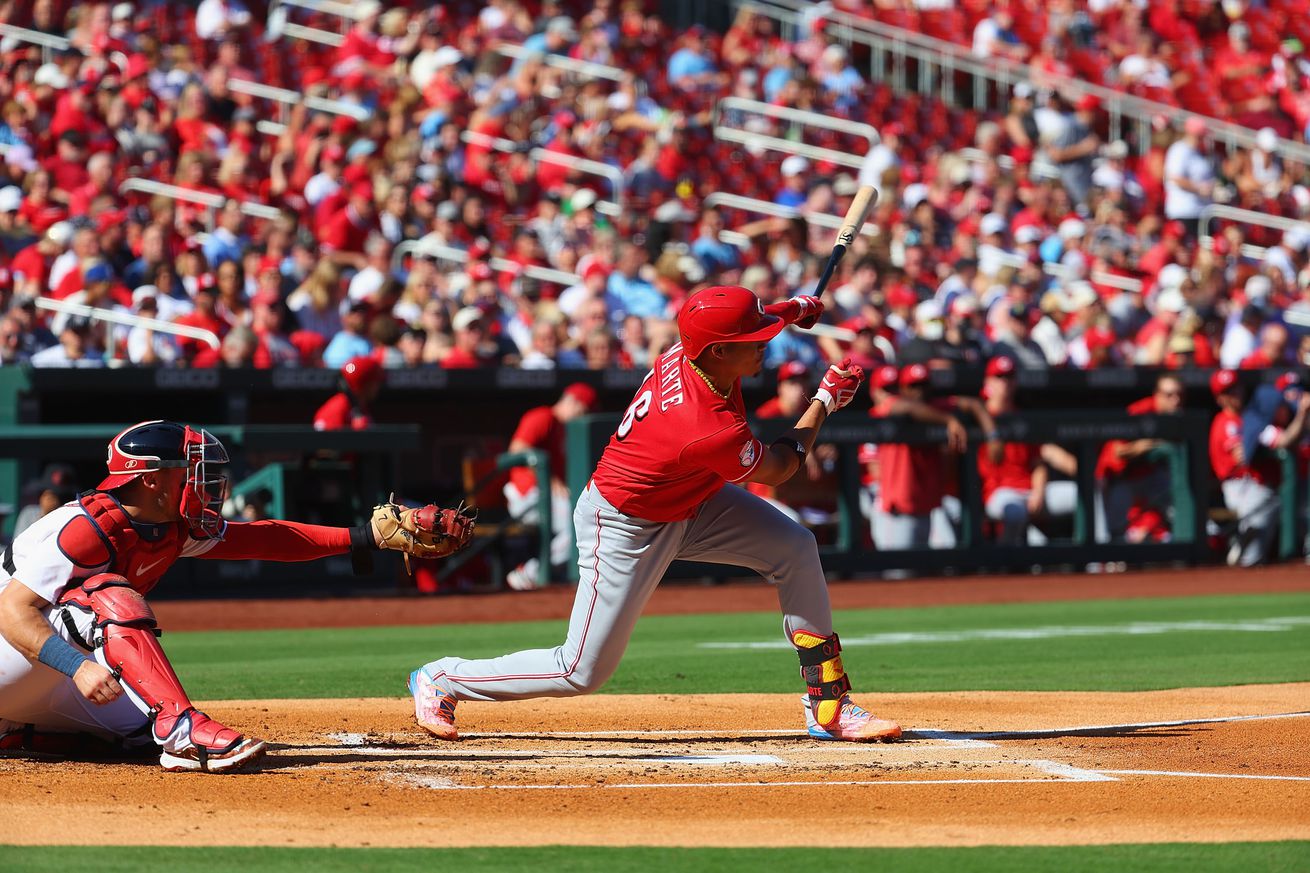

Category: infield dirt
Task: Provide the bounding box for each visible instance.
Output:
[1,685,1307,848]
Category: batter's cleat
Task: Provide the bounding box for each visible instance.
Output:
[158,710,266,773]
[801,694,902,742]
[409,668,459,740]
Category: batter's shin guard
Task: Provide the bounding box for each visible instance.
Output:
[792,630,849,729]
[59,575,264,771]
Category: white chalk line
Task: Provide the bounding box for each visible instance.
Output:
[914,710,1310,741]
[323,712,1307,790]
[1098,769,1310,782]
[699,616,1310,650]
[395,776,1073,791]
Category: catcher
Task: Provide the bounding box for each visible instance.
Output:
[0,420,473,773]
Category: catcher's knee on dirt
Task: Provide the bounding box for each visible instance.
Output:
[792,630,850,729]
[58,574,242,755]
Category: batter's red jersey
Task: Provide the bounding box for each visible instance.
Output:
[591,343,763,522]
[508,405,565,497]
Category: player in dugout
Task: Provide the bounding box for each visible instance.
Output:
[502,382,598,591]
[410,286,905,744]
[0,421,473,772]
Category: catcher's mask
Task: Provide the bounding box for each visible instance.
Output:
[99,420,230,539]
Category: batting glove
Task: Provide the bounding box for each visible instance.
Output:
[813,358,864,414]
[765,295,824,329]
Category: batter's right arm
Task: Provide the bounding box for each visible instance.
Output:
[748,360,865,486]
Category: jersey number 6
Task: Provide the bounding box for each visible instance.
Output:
[616,390,653,440]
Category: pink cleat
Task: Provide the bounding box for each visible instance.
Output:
[801,694,902,742]
[408,669,459,740]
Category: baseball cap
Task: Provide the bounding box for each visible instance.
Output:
[1014,224,1043,245]
[1013,82,1034,100]
[563,382,597,410]
[1245,275,1273,301]
[1184,116,1207,137]
[781,155,810,177]
[570,188,598,212]
[131,285,159,308]
[1058,218,1087,240]
[4,142,37,173]
[1157,263,1188,291]
[1156,288,1187,314]
[1084,326,1117,351]
[778,360,809,382]
[0,186,20,213]
[452,306,485,332]
[871,364,900,391]
[45,221,75,247]
[84,262,115,284]
[468,261,494,282]
[899,363,930,387]
[677,285,784,359]
[985,356,1016,378]
[1210,369,1239,396]
[980,213,1007,237]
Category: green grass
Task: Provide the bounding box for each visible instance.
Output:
[0,844,1307,873]
[163,593,1310,699]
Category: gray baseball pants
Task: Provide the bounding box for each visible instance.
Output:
[1221,477,1280,566]
[422,482,832,701]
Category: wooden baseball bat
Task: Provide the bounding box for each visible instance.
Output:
[811,185,878,298]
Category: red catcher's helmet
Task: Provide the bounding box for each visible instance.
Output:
[342,355,384,394]
[677,285,784,359]
[98,420,229,539]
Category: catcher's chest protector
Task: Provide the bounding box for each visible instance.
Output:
[57,492,189,594]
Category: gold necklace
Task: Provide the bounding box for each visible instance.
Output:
[687,359,731,399]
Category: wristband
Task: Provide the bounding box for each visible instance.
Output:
[772,438,807,467]
[38,634,89,679]
[349,523,379,576]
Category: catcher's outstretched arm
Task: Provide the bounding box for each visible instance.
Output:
[197,520,353,561]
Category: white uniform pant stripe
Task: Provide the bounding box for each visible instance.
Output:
[424,484,837,702]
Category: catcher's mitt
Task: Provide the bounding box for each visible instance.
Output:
[371,494,476,573]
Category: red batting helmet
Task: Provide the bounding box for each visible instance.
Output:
[677,285,785,359]
[342,355,384,394]
[99,420,229,539]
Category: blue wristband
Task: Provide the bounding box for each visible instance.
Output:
[38,635,89,679]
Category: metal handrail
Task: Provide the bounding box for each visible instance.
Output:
[119,179,281,229]
[280,22,343,46]
[716,96,881,147]
[393,239,582,286]
[0,23,70,63]
[703,191,880,237]
[459,130,624,216]
[228,77,370,121]
[734,0,1310,164]
[33,297,222,350]
[495,42,626,84]
[712,126,866,169]
[1199,203,1310,255]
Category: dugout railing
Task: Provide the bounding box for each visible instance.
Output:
[566,409,1226,579]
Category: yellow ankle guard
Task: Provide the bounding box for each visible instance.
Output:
[792,630,849,729]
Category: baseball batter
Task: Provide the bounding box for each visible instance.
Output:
[410,286,902,742]
[0,420,473,772]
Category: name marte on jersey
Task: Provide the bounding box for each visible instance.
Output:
[657,351,685,412]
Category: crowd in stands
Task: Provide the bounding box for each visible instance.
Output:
[0,0,1308,383]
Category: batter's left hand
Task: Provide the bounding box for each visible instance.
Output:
[814,358,864,414]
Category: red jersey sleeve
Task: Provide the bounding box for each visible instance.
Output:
[1210,412,1242,481]
[510,407,555,448]
[679,422,763,484]
[314,394,352,431]
[194,520,352,562]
